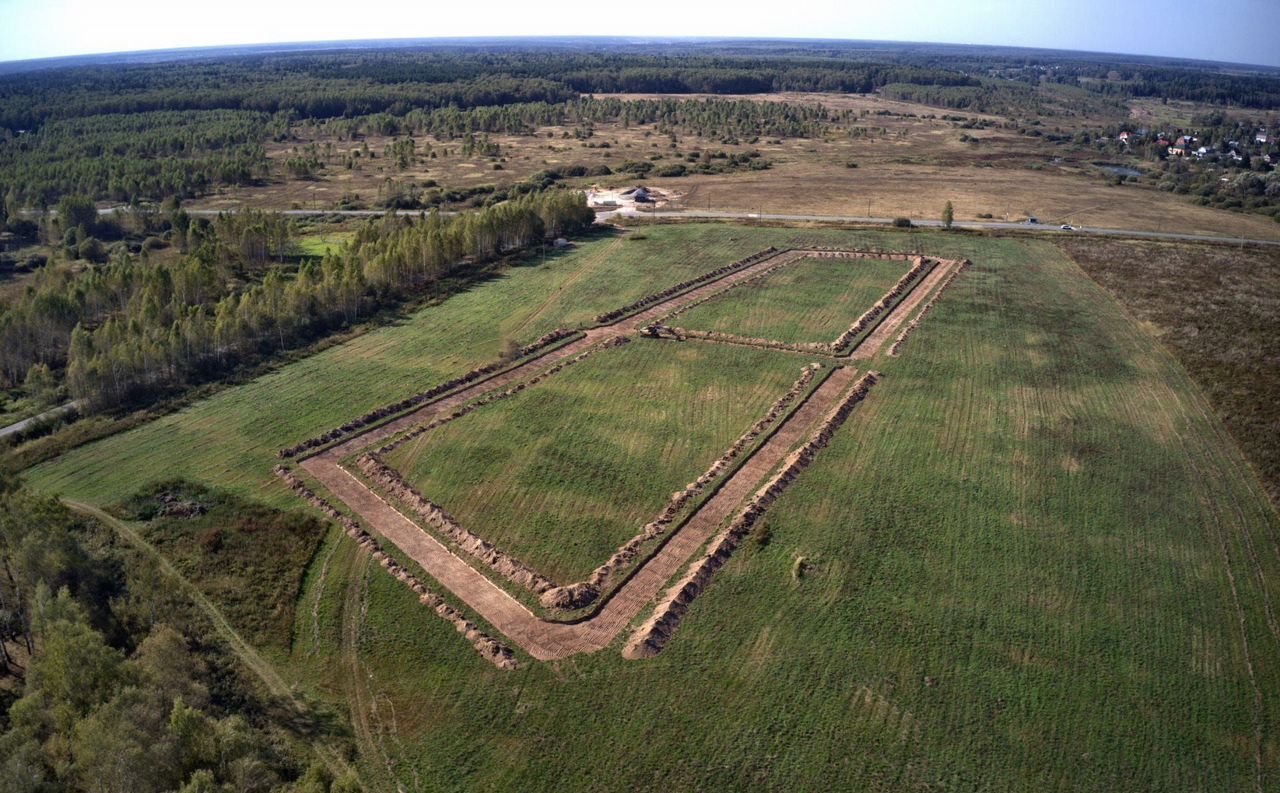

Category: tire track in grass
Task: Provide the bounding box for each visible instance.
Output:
[1125,363,1268,793]
[308,527,343,656]
[340,551,400,793]
[504,234,625,341]
[1066,246,1274,789]
[1177,388,1278,793]
[65,500,354,781]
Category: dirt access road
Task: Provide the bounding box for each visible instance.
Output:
[298,248,950,659]
[306,366,859,660]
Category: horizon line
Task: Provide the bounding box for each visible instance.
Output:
[2,34,1278,73]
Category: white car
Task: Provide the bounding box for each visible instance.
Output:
[1059,224,1075,231]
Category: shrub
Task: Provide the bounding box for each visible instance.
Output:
[77,236,106,263]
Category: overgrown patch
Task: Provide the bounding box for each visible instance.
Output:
[1059,238,1280,505]
[115,480,326,648]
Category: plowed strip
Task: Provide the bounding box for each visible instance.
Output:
[301,366,859,659]
[851,257,959,359]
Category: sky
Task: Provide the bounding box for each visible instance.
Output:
[1,0,1278,67]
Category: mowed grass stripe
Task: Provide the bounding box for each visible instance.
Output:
[21,224,1280,790]
[23,226,785,508]
[291,235,1278,792]
[656,242,1280,790]
[673,255,911,345]
[383,340,807,584]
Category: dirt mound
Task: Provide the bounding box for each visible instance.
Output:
[272,465,518,669]
[662,251,934,357]
[667,328,829,355]
[277,328,578,459]
[592,247,780,324]
[623,370,881,660]
[352,337,632,597]
[374,336,630,458]
[357,454,557,595]
[889,259,969,356]
[805,248,915,261]
[657,250,804,325]
[546,363,824,610]
[831,257,932,353]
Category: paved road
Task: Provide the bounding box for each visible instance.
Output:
[0,400,82,439]
[74,205,1280,246]
[607,209,1280,247]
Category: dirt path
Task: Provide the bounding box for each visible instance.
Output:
[291,247,944,661]
[851,258,959,360]
[66,500,353,779]
[303,366,858,660]
[313,249,810,463]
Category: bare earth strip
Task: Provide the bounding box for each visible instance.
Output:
[303,366,859,660]
[851,257,961,359]
[290,246,950,662]
[310,248,811,464]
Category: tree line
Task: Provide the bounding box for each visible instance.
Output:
[2,95,843,208]
[53,191,592,410]
[0,110,281,207]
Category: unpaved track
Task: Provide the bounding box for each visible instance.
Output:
[304,366,858,659]
[66,500,354,778]
[312,248,811,464]
[851,258,959,359]
[295,246,930,660]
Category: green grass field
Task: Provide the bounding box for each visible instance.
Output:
[21,224,1280,791]
[383,340,806,583]
[291,232,1280,792]
[296,230,355,257]
[673,255,909,344]
[25,225,818,507]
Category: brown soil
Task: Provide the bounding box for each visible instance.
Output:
[301,366,859,660]
[852,258,962,359]
[889,260,970,356]
[285,245,970,661]
[623,370,881,659]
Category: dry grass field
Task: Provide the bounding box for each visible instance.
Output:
[1060,237,1280,505]
[186,92,1280,240]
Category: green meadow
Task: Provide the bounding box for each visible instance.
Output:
[23,224,1280,791]
[673,254,909,343]
[384,339,806,583]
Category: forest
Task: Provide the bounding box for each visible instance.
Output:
[0,191,593,417]
[2,38,1277,452]
[0,475,356,792]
